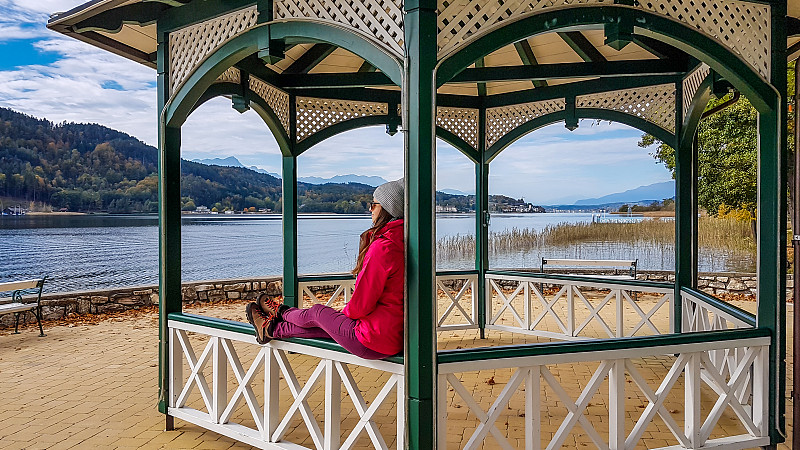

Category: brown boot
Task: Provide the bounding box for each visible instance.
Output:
[246,302,274,345]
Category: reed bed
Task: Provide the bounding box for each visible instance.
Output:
[437,217,755,263]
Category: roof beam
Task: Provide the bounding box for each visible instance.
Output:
[514,40,547,88]
[475,57,487,97]
[283,44,336,74]
[358,61,378,72]
[557,32,606,62]
[448,59,687,84]
[631,36,685,60]
[70,3,169,33]
[279,72,394,88]
[483,74,681,108]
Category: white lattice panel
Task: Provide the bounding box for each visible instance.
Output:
[437,0,609,56]
[436,107,479,149]
[642,0,770,78]
[274,0,404,56]
[215,67,241,84]
[485,99,565,148]
[437,0,770,80]
[249,76,291,134]
[296,98,388,141]
[682,63,711,118]
[169,6,259,95]
[577,84,676,133]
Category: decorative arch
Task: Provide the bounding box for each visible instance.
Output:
[435,6,777,114]
[484,108,675,162]
[165,21,403,128]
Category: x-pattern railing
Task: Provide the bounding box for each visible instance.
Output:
[436,273,479,330]
[299,273,480,332]
[300,278,356,308]
[486,273,674,340]
[437,336,770,450]
[168,319,405,449]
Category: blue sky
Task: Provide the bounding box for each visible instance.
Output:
[0,1,673,205]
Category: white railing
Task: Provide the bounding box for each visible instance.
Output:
[681,289,754,332]
[168,318,405,450]
[299,273,480,332]
[680,289,756,405]
[486,273,674,340]
[437,336,770,450]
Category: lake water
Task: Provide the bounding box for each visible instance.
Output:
[0,213,754,293]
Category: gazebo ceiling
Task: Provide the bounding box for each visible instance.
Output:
[49,0,800,95]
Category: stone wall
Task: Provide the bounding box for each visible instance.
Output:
[1,277,282,328]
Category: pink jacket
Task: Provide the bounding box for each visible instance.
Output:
[342,219,405,355]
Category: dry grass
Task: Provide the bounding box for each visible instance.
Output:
[437,217,756,259]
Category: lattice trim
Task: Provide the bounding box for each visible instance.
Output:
[485,99,566,148]
[274,0,404,56]
[577,84,676,133]
[437,107,479,149]
[215,67,242,85]
[168,6,259,96]
[437,0,770,79]
[682,63,711,119]
[437,0,608,56]
[641,0,770,79]
[249,76,291,134]
[296,98,388,142]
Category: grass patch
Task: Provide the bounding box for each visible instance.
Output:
[437,217,756,260]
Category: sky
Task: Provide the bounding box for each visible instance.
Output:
[0,1,674,205]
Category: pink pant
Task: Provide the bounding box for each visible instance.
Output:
[272,304,391,360]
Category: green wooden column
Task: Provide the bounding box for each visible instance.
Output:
[760,4,787,443]
[282,154,299,308]
[404,0,438,446]
[673,82,697,333]
[475,110,489,338]
[156,34,183,430]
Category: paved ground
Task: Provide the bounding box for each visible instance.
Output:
[0,295,794,449]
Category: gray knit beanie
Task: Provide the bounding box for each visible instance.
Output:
[373,178,404,218]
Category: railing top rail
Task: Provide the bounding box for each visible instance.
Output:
[437,327,770,365]
[297,270,480,283]
[298,273,356,282]
[435,269,480,276]
[167,312,404,364]
[542,258,637,267]
[486,270,673,290]
[680,286,756,327]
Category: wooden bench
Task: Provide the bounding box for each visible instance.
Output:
[541,258,638,279]
[0,277,47,336]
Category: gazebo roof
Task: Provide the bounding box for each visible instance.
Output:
[48,0,799,100]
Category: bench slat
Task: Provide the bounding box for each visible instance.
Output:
[542,259,636,267]
[0,279,42,292]
[0,303,37,314]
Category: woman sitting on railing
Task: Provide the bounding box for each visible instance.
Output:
[246,179,405,359]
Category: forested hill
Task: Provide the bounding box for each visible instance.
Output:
[0,107,376,213]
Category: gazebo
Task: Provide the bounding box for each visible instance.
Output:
[49,0,792,448]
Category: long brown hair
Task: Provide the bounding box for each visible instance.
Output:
[352,208,393,274]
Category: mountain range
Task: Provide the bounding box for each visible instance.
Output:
[192,156,389,186]
[572,181,675,206]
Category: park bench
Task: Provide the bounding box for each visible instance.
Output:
[0,277,47,336]
[541,258,637,279]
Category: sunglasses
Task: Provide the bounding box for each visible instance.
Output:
[369,202,380,210]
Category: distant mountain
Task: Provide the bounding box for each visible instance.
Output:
[192,156,281,178]
[298,174,388,186]
[440,188,471,196]
[573,181,675,206]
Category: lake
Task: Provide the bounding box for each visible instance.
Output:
[0,213,754,293]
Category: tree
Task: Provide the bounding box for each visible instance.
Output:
[639,62,795,218]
